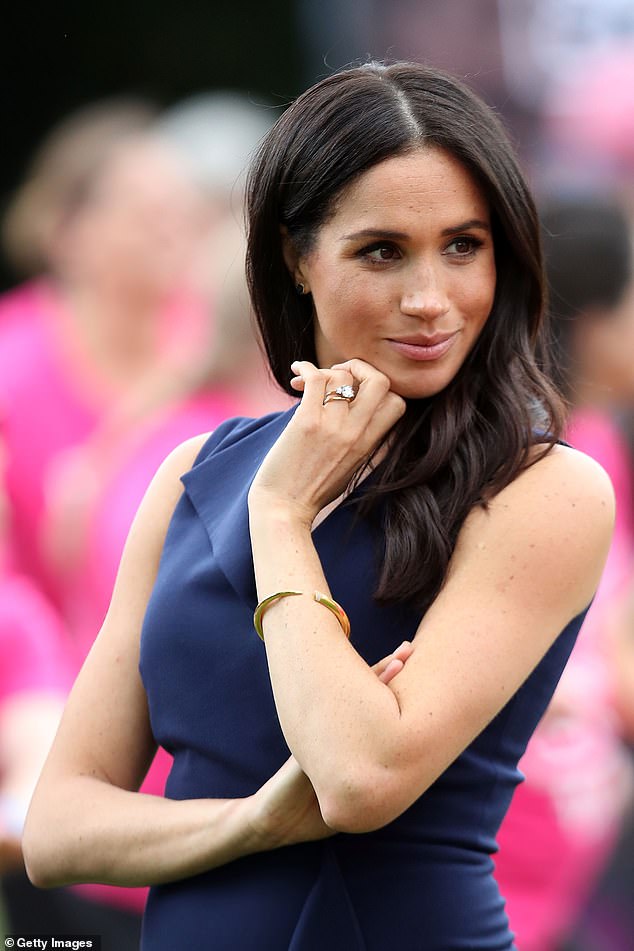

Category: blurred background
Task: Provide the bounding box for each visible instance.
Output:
[0,2,633,949]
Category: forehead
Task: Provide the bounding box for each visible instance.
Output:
[327,147,489,229]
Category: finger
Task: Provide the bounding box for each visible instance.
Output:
[371,655,393,677]
[330,358,390,393]
[371,641,413,678]
[378,658,404,684]
[392,640,414,663]
[360,390,407,447]
[291,361,355,412]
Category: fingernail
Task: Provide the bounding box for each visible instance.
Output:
[290,360,301,371]
[398,640,411,649]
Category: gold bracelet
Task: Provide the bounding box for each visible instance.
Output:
[253,590,351,641]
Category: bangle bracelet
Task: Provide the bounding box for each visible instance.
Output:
[253,590,351,641]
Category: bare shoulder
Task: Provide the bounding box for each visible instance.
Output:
[136,432,212,532]
[451,443,615,618]
[497,442,614,531]
[105,431,213,609]
[149,432,212,501]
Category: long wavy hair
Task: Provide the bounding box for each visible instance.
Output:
[246,61,565,613]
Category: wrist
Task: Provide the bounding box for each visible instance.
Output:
[227,796,275,858]
[242,789,288,853]
[247,489,315,532]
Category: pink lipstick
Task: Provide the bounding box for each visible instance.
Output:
[388,331,459,362]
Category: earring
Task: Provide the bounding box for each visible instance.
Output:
[295,282,306,295]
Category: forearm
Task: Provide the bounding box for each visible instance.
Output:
[23,776,261,889]
[249,501,402,809]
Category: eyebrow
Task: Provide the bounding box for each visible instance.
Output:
[341,229,408,242]
[441,219,491,236]
[341,219,491,242]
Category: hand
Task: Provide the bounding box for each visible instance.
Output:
[248,359,406,527]
[246,640,414,849]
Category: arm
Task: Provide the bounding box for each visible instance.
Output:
[22,426,412,888]
[248,359,615,833]
[23,434,267,889]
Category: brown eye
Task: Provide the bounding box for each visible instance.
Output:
[364,244,400,262]
[445,236,481,256]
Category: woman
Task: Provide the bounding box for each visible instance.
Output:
[23,62,613,950]
[0,101,207,606]
[0,102,209,945]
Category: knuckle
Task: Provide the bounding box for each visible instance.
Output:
[392,394,407,417]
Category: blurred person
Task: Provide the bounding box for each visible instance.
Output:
[44,260,292,674]
[1,91,289,937]
[0,435,70,930]
[41,89,291,668]
[22,62,613,951]
[494,197,634,951]
[0,101,209,945]
[0,99,209,607]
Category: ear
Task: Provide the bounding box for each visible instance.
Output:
[280,225,309,291]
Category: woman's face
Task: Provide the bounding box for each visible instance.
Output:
[56,140,205,296]
[293,147,497,399]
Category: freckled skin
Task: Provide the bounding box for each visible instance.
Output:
[295,148,497,400]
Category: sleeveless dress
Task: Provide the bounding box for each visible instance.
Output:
[139,407,588,951]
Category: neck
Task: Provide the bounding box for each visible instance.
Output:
[57,280,165,390]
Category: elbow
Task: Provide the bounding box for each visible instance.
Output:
[22,831,55,889]
[22,809,71,890]
[318,767,412,834]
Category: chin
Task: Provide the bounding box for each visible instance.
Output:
[388,373,456,401]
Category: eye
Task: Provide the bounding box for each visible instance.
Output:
[360,242,401,263]
[443,235,483,258]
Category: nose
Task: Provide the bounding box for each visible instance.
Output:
[399,261,450,321]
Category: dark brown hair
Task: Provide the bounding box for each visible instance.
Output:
[246,61,565,612]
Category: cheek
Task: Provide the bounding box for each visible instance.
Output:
[460,265,496,322]
[312,271,373,328]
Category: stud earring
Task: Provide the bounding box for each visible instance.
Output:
[295,282,306,295]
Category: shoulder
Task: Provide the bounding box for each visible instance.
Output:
[451,444,615,618]
[483,443,614,536]
[193,408,298,459]
[142,409,296,516]
[498,443,614,527]
[119,433,213,551]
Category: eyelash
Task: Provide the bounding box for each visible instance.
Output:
[358,235,484,264]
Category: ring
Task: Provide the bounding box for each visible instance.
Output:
[323,384,355,405]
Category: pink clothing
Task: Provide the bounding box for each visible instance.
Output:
[0,281,104,602]
[0,570,70,836]
[495,408,634,950]
[0,277,210,913]
[0,571,71,703]
[51,390,241,913]
[0,278,209,608]
[60,390,240,667]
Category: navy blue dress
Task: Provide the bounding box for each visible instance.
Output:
[139,408,587,950]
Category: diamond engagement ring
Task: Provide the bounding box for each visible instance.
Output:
[323,384,356,405]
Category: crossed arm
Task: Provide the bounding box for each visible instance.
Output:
[22,361,614,888]
[248,359,615,831]
[21,436,410,889]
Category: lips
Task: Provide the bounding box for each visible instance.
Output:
[387,331,459,362]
